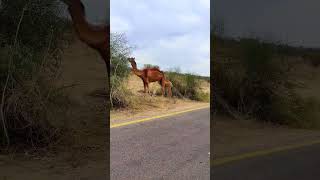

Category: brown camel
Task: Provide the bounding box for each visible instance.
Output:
[128,57,172,97]
[61,0,110,74]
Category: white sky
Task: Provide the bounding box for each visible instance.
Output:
[111,0,210,76]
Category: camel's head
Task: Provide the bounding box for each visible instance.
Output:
[128,57,136,65]
[128,57,135,63]
[128,57,137,70]
[63,0,86,16]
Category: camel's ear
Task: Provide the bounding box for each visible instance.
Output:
[61,0,85,14]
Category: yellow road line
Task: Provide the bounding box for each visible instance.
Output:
[213,139,320,166]
[110,105,210,128]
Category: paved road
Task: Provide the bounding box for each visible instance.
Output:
[111,108,210,180]
[213,143,320,180]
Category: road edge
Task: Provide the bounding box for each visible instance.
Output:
[213,139,320,166]
[110,105,210,128]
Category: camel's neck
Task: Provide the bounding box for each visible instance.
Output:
[130,62,143,77]
[67,2,88,32]
[67,1,107,46]
[132,69,144,77]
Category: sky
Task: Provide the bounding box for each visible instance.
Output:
[213,0,320,48]
[110,0,210,76]
[61,0,109,24]
[81,0,109,24]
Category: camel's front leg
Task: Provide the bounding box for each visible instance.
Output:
[143,81,147,93]
[145,79,151,95]
[146,83,151,95]
[161,86,165,96]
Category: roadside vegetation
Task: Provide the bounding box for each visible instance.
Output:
[166,69,210,102]
[0,0,72,151]
[212,29,320,128]
[110,33,132,108]
[110,33,210,110]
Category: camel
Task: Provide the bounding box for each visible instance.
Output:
[128,57,172,97]
[61,0,110,74]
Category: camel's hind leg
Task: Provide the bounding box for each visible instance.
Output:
[147,83,151,95]
[168,86,172,97]
[145,79,151,95]
[166,81,172,97]
[143,81,147,93]
[161,79,165,97]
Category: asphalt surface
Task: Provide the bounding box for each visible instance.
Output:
[213,143,320,180]
[111,108,210,180]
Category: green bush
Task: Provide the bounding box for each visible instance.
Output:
[166,68,206,101]
[110,82,132,108]
[144,64,159,69]
[194,91,210,102]
[110,33,132,108]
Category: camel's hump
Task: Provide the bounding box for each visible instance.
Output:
[143,67,163,73]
